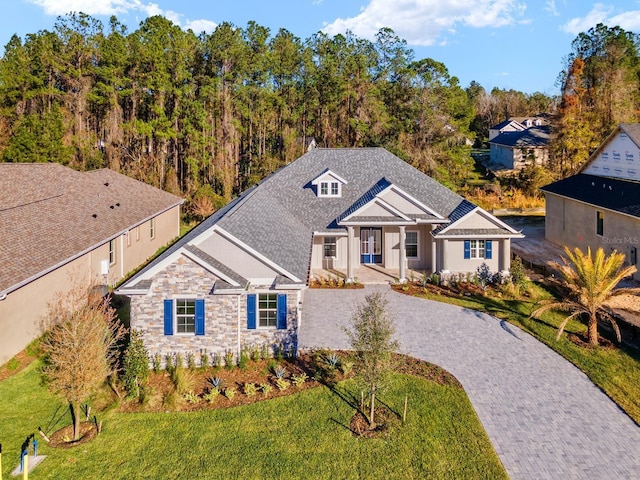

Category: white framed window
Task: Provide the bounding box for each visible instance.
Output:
[258,293,277,328]
[470,240,485,259]
[136,225,140,241]
[175,299,196,334]
[318,181,340,197]
[109,239,116,265]
[405,231,418,258]
[323,236,337,258]
[150,217,156,239]
[126,230,131,247]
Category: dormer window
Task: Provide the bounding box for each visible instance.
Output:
[311,168,347,198]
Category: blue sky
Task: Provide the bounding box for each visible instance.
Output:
[2,1,640,95]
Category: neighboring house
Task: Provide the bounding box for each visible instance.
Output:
[0,164,183,365]
[488,116,551,170]
[116,148,522,361]
[541,123,640,281]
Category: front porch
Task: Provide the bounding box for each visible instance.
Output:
[311,265,428,285]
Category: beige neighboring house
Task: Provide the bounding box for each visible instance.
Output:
[541,124,640,281]
[0,163,183,365]
[488,116,551,171]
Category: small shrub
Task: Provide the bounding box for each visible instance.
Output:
[186,352,196,371]
[224,387,237,400]
[175,352,184,370]
[261,383,273,396]
[203,388,220,403]
[429,273,440,285]
[165,353,174,373]
[152,353,162,373]
[273,365,287,379]
[324,352,340,369]
[171,367,194,395]
[261,343,270,360]
[340,360,354,375]
[266,359,278,373]
[238,347,250,370]
[292,372,307,387]
[510,256,527,287]
[212,352,222,369]
[244,382,258,397]
[275,344,284,362]
[184,391,200,404]
[476,263,492,291]
[251,345,261,362]
[224,350,235,370]
[275,378,290,391]
[162,389,182,410]
[207,376,222,390]
[122,330,150,399]
[200,351,209,370]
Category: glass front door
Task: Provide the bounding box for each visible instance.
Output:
[360,228,382,264]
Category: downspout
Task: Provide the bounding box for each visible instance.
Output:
[237,294,241,362]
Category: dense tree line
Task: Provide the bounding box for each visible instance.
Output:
[0,13,552,206]
[553,24,640,175]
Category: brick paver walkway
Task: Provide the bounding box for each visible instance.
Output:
[299,285,640,480]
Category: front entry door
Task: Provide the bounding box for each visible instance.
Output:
[360,228,382,264]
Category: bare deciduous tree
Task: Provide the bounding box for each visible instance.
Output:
[41,282,125,441]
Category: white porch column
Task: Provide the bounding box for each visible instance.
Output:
[347,226,354,282]
[431,226,438,273]
[399,225,406,283]
[500,238,511,273]
[440,238,449,273]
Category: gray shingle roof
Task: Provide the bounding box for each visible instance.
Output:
[122,148,473,287]
[440,228,514,236]
[490,126,551,148]
[432,199,476,235]
[184,245,248,287]
[541,174,640,218]
[0,163,183,294]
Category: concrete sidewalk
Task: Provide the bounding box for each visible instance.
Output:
[299,285,640,480]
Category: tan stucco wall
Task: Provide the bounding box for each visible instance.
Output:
[0,205,181,366]
[439,238,501,273]
[545,193,639,280]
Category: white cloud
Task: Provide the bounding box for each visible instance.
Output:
[545,0,559,16]
[323,0,527,46]
[184,19,217,34]
[26,0,217,35]
[560,3,640,35]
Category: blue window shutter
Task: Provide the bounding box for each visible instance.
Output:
[247,294,256,329]
[163,299,174,336]
[277,294,287,330]
[464,240,471,259]
[485,240,493,260]
[195,299,205,336]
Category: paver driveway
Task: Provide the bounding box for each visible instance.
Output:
[299,285,640,480]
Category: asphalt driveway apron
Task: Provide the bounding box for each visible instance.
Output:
[299,285,640,479]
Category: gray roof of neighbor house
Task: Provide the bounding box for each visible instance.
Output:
[124,148,472,285]
[0,163,183,295]
[541,173,640,218]
[489,125,551,148]
[490,119,524,131]
[620,123,640,145]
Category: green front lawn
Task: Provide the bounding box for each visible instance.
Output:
[408,283,640,424]
[0,361,506,479]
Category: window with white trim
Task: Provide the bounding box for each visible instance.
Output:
[470,240,485,259]
[150,217,156,239]
[319,181,340,197]
[176,299,196,333]
[258,293,277,327]
[109,239,116,265]
[405,231,418,258]
[126,230,131,247]
[136,225,140,241]
[323,236,337,258]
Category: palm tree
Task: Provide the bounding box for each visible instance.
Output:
[532,246,639,346]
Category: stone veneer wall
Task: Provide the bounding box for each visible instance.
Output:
[130,256,298,364]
